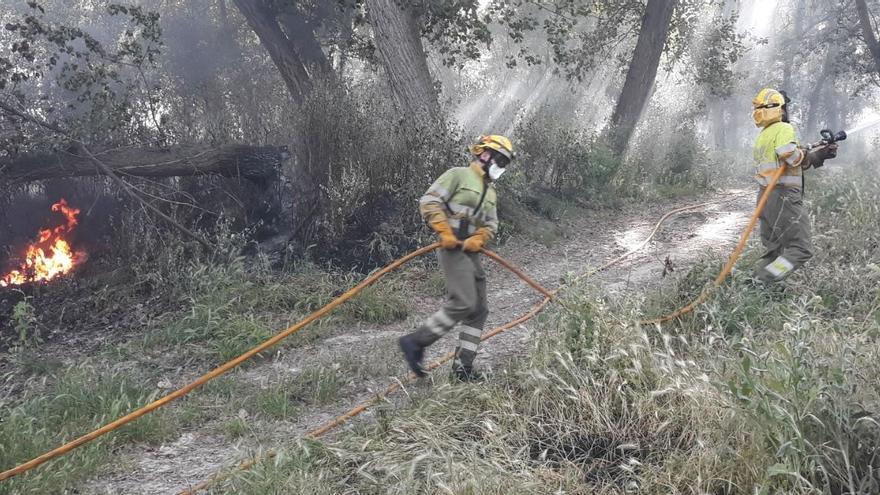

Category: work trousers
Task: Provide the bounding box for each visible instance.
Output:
[753,186,813,283]
[407,249,488,369]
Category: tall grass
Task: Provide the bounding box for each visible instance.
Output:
[216,173,880,494]
[144,257,413,362]
[0,365,174,495]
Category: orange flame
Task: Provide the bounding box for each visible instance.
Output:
[1,199,85,287]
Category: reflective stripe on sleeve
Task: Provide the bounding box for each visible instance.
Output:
[426,183,451,199]
[775,142,798,155]
[784,148,804,165]
[419,193,444,205]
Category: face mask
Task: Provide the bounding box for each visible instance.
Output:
[488,162,506,180]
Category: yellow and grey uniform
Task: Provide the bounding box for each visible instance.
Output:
[752,121,813,282]
[409,162,498,370]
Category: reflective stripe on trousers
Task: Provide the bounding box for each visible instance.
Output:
[753,186,813,282]
[407,250,489,361]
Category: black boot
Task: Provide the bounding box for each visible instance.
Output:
[451,365,485,383]
[398,335,427,378]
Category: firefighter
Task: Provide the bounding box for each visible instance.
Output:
[750,88,837,283]
[398,135,513,382]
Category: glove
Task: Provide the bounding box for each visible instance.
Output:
[807,143,838,169]
[462,228,491,253]
[429,220,461,250]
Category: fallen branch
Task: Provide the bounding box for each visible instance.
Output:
[1,144,288,185]
[0,100,220,249]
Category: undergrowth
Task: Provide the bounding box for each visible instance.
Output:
[0,364,174,495]
[142,256,415,363]
[215,173,880,493]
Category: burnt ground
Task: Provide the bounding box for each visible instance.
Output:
[5,187,756,494]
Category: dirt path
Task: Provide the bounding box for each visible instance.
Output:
[83,188,755,494]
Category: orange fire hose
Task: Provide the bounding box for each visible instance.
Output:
[2,181,771,489]
[0,243,440,483]
[639,167,783,325]
[179,296,556,495]
[179,192,757,494]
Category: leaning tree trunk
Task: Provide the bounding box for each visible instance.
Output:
[233,0,314,102]
[365,0,440,124]
[278,9,331,73]
[856,0,880,76]
[606,0,678,156]
[805,46,836,135]
[781,0,805,94]
[0,145,288,186]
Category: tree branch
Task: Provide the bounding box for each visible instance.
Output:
[856,0,880,75]
[0,99,213,249]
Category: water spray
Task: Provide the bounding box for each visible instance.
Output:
[805,118,880,150]
[844,117,880,137]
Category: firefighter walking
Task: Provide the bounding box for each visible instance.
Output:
[398,135,514,381]
[749,88,837,283]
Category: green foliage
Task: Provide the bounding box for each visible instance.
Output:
[221,173,880,493]
[487,0,645,77]
[142,254,414,362]
[655,120,710,187]
[288,367,345,405]
[11,297,38,347]
[340,283,409,324]
[221,441,335,494]
[690,12,745,97]
[0,365,174,495]
[219,417,249,440]
[291,77,461,265]
[0,1,166,149]
[512,105,622,199]
[420,0,493,67]
[253,385,300,421]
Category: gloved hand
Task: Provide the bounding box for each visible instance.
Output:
[808,143,838,169]
[462,228,491,253]
[429,220,461,250]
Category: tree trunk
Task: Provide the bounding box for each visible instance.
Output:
[606,0,679,155]
[782,0,805,95]
[709,98,727,150]
[856,0,880,75]
[277,8,331,73]
[233,0,314,102]
[0,145,289,185]
[365,0,440,124]
[805,46,836,135]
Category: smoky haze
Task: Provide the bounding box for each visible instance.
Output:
[0,0,878,270]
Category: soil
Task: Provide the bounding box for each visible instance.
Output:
[12,187,758,494]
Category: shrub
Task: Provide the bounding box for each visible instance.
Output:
[512,105,622,199]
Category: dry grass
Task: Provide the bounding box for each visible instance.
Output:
[215,173,880,494]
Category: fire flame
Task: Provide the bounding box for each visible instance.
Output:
[1,199,85,287]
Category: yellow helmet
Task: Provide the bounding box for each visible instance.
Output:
[469,134,514,163]
[751,88,786,128]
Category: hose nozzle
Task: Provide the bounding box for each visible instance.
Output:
[809,129,847,150]
[820,129,847,144]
